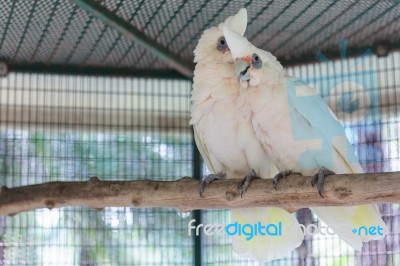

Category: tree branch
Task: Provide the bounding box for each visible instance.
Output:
[0,172,399,216]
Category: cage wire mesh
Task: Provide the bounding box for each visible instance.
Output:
[0,0,400,265]
[0,74,194,265]
[0,0,399,71]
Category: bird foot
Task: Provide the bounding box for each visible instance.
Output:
[311,167,335,198]
[237,169,260,197]
[198,172,225,198]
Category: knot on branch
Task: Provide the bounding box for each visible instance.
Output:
[334,186,353,199]
[131,197,142,206]
[0,186,9,195]
[44,199,56,210]
[89,176,100,183]
[226,191,239,201]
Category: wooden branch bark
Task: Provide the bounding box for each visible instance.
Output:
[0,172,399,216]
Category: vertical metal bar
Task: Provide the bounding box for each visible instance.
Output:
[192,126,203,266]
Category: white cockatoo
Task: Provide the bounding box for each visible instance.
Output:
[190,9,304,261]
[223,26,388,251]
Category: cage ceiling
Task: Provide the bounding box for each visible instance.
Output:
[0,0,399,79]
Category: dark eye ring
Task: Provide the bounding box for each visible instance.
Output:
[252,53,262,69]
[217,36,228,51]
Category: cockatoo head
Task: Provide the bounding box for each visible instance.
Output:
[223,26,285,88]
[194,8,247,64]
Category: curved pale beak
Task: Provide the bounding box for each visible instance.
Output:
[236,59,251,81]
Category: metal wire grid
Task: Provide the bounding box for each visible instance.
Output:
[0,0,400,74]
[201,51,400,265]
[0,73,194,265]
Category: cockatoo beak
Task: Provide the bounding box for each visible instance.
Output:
[236,59,251,81]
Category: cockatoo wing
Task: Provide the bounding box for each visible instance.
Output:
[286,77,387,250]
[193,125,216,173]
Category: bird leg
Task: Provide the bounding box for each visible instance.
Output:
[237,169,260,197]
[198,172,225,198]
[311,167,335,198]
[272,170,298,190]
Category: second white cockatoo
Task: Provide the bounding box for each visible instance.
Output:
[190,9,304,261]
[223,26,388,251]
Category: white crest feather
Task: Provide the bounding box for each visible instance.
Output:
[220,8,247,36]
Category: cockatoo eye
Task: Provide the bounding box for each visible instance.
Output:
[252,53,262,69]
[217,36,228,51]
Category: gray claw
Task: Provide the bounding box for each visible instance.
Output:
[272,170,296,190]
[311,167,335,198]
[198,172,225,198]
[238,169,260,197]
